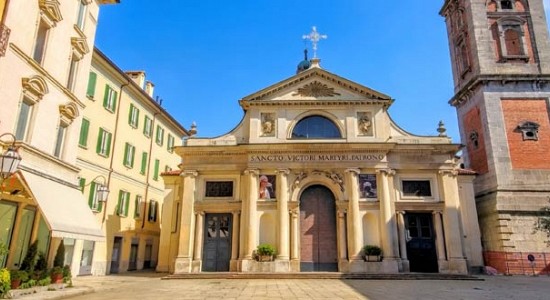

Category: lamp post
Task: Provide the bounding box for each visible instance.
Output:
[85,175,110,203]
[0,133,21,180]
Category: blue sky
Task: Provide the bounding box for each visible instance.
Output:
[95,1,550,142]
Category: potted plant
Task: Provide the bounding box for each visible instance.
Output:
[50,266,63,284]
[363,245,382,262]
[0,268,10,298]
[256,244,276,262]
[9,270,28,289]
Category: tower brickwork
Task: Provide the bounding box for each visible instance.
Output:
[441,0,550,274]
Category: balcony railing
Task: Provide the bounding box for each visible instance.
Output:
[0,23,11,57]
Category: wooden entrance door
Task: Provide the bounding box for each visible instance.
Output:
[202,214,232,272]
[300,185,338,271]
[110,237,122,273]
[405,213,438,273]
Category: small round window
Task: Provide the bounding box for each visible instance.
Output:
[291,115,341,139]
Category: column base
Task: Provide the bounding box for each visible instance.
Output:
[399,259,410,273]
[173,257,192,274]
[438,258,468,275]
[338,260,350,273]
[191,260,202,273]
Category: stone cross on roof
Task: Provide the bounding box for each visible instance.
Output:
[302,26,327,58]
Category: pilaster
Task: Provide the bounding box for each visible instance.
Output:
[230,210,240,271]
[376,168,399,261]
[174,170,197,274]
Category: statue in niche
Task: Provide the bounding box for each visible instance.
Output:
[358,112,372,135]
[261,113,275,136]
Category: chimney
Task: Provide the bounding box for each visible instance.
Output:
[145,81,155,98]
[125,71,146,89]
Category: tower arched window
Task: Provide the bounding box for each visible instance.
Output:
[504,27,523,56]
[291,115,341,139]
[496,17,529,62]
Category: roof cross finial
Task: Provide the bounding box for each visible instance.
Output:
[302,26,327,58]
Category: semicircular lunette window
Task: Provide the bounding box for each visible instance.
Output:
[291,115,342,139]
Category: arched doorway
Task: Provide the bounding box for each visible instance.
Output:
[299,185,338,271]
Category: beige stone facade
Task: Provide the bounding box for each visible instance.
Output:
[77,49,188,275]
[0,0,118,276]
[158,60,483,274]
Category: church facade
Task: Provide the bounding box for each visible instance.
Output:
[157,58,484,274]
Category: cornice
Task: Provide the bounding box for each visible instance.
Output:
[240,99,392,110]
[10,44,85,108]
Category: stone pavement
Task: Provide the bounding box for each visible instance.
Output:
[15,272,550,300]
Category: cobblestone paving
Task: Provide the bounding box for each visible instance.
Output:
[62,274,550,300]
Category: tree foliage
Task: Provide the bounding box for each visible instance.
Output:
[19,240,38,272]
[53,240,65,268]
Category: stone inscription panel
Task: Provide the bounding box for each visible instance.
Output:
[249,153,385,163]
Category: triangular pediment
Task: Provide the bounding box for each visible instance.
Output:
[240,67,392,109]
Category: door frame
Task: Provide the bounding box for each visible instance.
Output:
[405,212,439,273]
[202,213,232,272]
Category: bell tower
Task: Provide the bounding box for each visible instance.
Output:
[441,0,550,274]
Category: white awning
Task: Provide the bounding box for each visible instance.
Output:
[20,171,105,242]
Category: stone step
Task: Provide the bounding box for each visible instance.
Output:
[162,272,482,281]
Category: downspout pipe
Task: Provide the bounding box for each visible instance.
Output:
[101,79,130,226]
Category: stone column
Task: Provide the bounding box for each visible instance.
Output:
[397,211,409,272]
[337,209,348,261]
[345,168,362,260]
[193,211,204,261]
[290,209,299,261]
[231,211,240,261]
[396,211,408,260]
[276,169,290,260]
[433,211,447,262]
[377,168,399,260]
[174,170,197,274]
[244,169,259,259]
[439,169,467,274]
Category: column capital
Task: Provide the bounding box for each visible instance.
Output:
[289,209,299,218]
[432,210,443,215]
[376,168,396,177]
[276,168,291,176]
[232,210,241,215]
[438,169,458,177]
[194,211,204,217]
[181,170,198,178]
[344,168,361,175]
[337,209,347,218]
[397,210,406,215]
[244,169,260,176]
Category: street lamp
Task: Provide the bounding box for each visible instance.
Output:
[0,133,21,180]
[85,175,110,202]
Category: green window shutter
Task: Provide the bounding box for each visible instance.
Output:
[130,146,135,167]
[134,196,140,218]
[106,132,112,157]
[153,159,160,181]
[135,109,140,128]
[103,85,109,108]
[96,128,104,154]
[128,104,133,125]
[123,143,129,166]
[117,190,123,215]
[79,119,90,147]
[112,90,118,112]
[98,195,103,212]
[124,192,130,217]
[79,178,86,193]
[143,116,149,135]
[141,152,148,174]
[86,72,97,98]
[88,181,96,208]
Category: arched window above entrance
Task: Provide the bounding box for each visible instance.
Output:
[291,115,341,139]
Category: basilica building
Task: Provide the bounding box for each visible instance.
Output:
[157,56,484,275]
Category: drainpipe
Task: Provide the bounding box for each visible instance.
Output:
[141,111,159,229]
[101,79,130,226]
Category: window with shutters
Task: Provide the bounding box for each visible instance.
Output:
[66,56,79,92]
[153,159,160,181]
[123,143,135,168]
[134,195,143,219]
[76,0,87,30]
[15,97,35,141]
[156,125,164,146]
[128,104,140,128]
[96,128,112,157]
[167,134,175,152]
[53,122,68,158]
[86,72,97,99]
[117,190,130,217]
[143,116,153,137]
[148,200,158,222]
[495,18,529,62]
[79,178,86,192]
[140,152,148,175]
[103,85,117,112]
[79,118,90,148]
[88,181,103,212]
